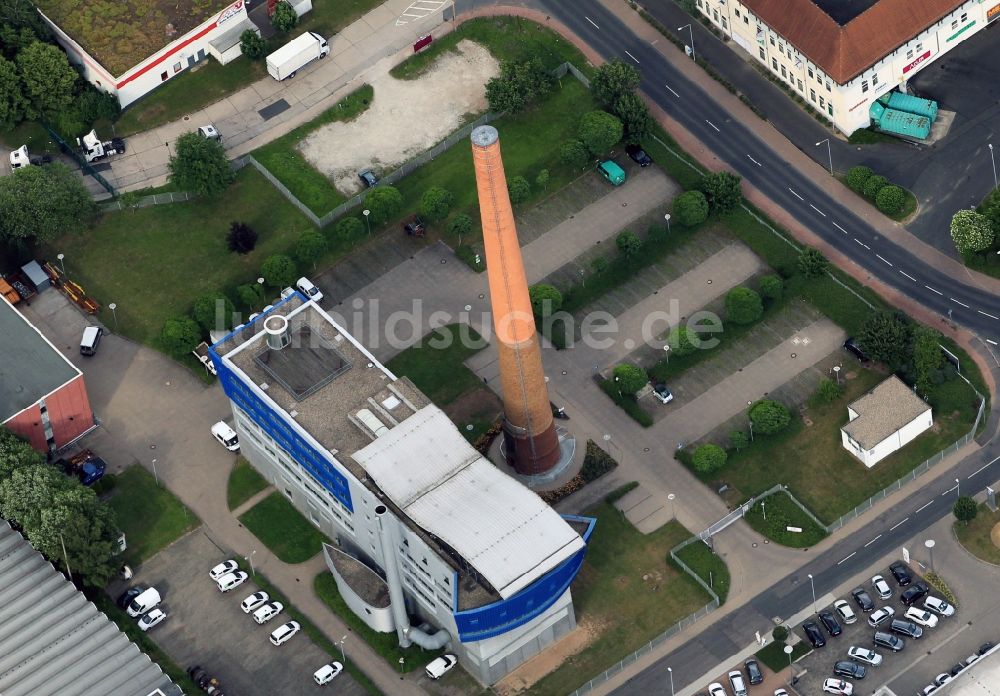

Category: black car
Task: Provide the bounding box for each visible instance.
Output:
[889,561,913,586]
[843,337,869,362]
[851,587,875,613]
[900,582,931,606]
[889,618,923,639]
[819,610,843,636]
[744,657,764,684]
[803,621,826,648]
[979,642,995,656]
[833,660,867,680]
[951,663,966,676]
[874,631,905,652]
[117,586,144,609]
[625,144,653,167]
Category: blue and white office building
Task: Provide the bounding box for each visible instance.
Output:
[210,294,594,684]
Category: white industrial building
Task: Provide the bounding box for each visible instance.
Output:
[210,294,594,685]
[841,375,933,467]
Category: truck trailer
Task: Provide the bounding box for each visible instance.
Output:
[266,31,329,81]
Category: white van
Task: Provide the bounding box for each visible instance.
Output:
[296,276,324,303]
[126,587,161,617]
[80,326,103,356]
[211,422,239,451]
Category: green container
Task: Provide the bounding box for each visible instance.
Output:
[885,92,938,121]
[877,107,931,139]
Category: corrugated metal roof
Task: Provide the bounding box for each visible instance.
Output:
[0,521,181,696]
[353,406,585,599]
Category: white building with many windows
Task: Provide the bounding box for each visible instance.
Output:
[696,0,1000,134]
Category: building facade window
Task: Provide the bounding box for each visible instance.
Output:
[906,49,914,60]
[810,89,816,102]
[819,96,825,108]
[770,35,775,46]
[759,47,765,60]
[797,78,803,91]
[828,104,834,117]
[872,73,879,86]
[808,67,814,78]
[861,80,869,93]
[826,80,831,92]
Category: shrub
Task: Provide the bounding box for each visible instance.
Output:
[692,444,727,475]
[168,132,233,197]
[240,30,266,59]
[419,186,454,221]
[612,363,647,395]
[581,440,618,482]
[159,316,201,358]
[192,293,235,332]
[725,287,763,325]
[672,190,709,227]
[271,0,298,32]
[772,625,789,642]
[749,399,791,435]
[227,221,258,254]
[507,176,531,204]
[590,257,609,275]
[236,283,265,310]
[448,213,473,240]
[729,430,749,451]
[797,248,830,277]
[363,185,403,225]
[953,496,978,524]
[578,110,623,156]
[845,165,873,193]
[535,169,550,191]
[261,254,297,287]
[560,139,590,169]
[697,171,742,213]
[616,231,642,257]
[862,174,888,200]
[813,378,842,405]
[529,284,563,317]
[485,57,552,113]
[924,571,959,607]
[758,274,783,301]
[590,59,640,108]
[334,216,364,241]
[950,209,995,255]
[876,185,906,215]
[295,229,327,268]
[667,325,698,356]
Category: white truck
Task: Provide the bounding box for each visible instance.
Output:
[8,145,51,171]
[266,31,329,81]
[77,129,126,163]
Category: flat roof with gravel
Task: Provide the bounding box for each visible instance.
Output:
[842,375,930,449]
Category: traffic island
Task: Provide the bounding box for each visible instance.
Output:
[954,503,1000,566]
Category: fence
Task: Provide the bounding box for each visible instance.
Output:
[42,122,116,197]
[101,191,196,211]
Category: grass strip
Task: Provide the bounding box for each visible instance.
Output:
[226,457,270,511]
[673,539,731,603]
[239,492,331,564]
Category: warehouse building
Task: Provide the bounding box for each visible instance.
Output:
[210,295,595,685]
[696,0,1000,134]
[0,295,95,454]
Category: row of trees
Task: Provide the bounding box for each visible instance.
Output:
[855,311,946,394]
[692,399,791,475]
[240,1,301,60]
[845,166,907,216]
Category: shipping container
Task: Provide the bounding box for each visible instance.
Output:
[884,91,938,122]
[875,107,931,140]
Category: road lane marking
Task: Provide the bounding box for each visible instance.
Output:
[585,16,600,29]
[810,204,826,217]
[625,50,640,64]
[924,285,943,296]
[664,83,680,98]
[747,154,762,166]
[864,534,882,547]
[988,339,999,346]
[705,119,720,132]
[968,457,1000,479]
[914,501,933,513]
[833,222,847,233]
[889,518,909,531]
[837,552,857,565]
[900,270,917,281]
[877,254,893,266]
[978,310,999,320]
[942,485,958,496]
[950,298,970,308]
[788,188,804,200]
[854,238,870,250]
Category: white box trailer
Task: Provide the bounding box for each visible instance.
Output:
[266,31,329,81]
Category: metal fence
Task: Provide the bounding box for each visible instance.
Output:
[101,191,196,211]
[42,122,116,196]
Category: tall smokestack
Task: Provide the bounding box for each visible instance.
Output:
[470,125,560,475]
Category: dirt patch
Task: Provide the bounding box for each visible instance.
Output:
[298,39,500,195]
[444,388,502,425]
[494,618,602,695]
[990,522,1000,549]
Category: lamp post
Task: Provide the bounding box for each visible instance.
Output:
[807,573,817,613]
[925,539,935,571]
[363,209,371,237]
[151,458,159,486]
[247,548,257,576]
[108,302,118,330]
[664,212,672,235]
[956,478,961,498]
[832,364,841,386]
[399,657,405,673]
[784,643,794,671]
[667,666,675,696]
[989,143,997,190]
[667,493,676,519]
[815,139,833,175]
[338,635,347,662]
[57,253,66,276]
[678,24,695,60]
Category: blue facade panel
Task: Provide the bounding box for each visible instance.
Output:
[453,515,595,642]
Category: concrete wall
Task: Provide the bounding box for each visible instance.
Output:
[4,375,94,453]
[322,544,395,633]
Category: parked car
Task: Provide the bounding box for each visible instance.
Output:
[253,601,284,624]
[707,684,727,696]
[138,607,167,632]
[923,686,939,695]
[774,690,789,696]
[966,653,982,666]
[979,642,995,656]
[625,144,653,166]
[822,678,854,695]
[843,337,869,362]
[211,422,239,452]
[296,276,324,303]
[653,383,674,404]
[241,591,269,614]
[744,657,764,684]
[868,606,895,627]
[209,560,239,580]
[819,610,843,636]
[80,326,103,356]
[425,654,458,680]
[597,159,626,186]
[847,646,882,666]
[950,663,965,676]
[900,582,931,606]
[358,169,378,188]
[833,660,867,680]
[269,620,301,646]
[313,661,343,685]
[923,596,955,617]
[216,571,249,593]
[198,124,221,141]
[904,607,939,628]
[889,561,913,586]
[126,587,162,618]
[728,670,747,696]
[871,575,893,600]
[851,588,875,613]
[117,586,144,609]
[873,631,905,652]
[834,599,858,624]
[889,618,923,639]
[803,621,826,648]
[934,673,952,686]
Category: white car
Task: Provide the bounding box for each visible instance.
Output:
[872,575,892,600]
[868,606,895,628]
[313,661,344,685]
[211,421,239,451]
[241,591,269,614]
[934,673,952,686]
[922,686,938,695]
[904,607,939,628]
[209,560,239,580]
[198,124,221,141]
[834,599,858,624]
[707,684,728,696]
[774,690,788,696]
[652,383,674,404]
[923,596,955,617]
[296,276,324,303]
[253,601,284,624]
[823,678,854,695]
[216,571,248,593]
[269,620,301,646]
[137,607,167,631]
[425,654,458,680]
[847,646,883,666]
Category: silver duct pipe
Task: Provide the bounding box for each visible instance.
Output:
[408,622,451,650]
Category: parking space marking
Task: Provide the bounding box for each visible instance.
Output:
[864,534,882,547]
[968,457,999,478]
[889,517,909,531]
[837,551,857,565]
[915,501,933,513]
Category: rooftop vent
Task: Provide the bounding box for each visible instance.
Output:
[357,408,389,437]
[382,395,401,410]
[264,314,291,351]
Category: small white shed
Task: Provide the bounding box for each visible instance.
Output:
[841,375,932,468]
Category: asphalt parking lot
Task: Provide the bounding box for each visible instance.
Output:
[115,529,368,696]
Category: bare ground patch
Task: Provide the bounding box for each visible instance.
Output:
[494,618,602,695]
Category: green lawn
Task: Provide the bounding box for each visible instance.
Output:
[107,465,200,565]
[743,491,828,547]
[755,639,811,672]
[314,573,442,672]
[673,539,731,602]
[530,505,712,696]
[226,458,270,511]
[0,121,60,155]
[954,504,1000,566]
[387,324,487,404]
[51,166,312,345]
[253,84,374,215]
[239,492,330,563]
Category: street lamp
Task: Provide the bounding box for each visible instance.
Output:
[815,139,833,175]
[667,666,675,696]
[151,458,159,486]
[784,643,794,671]
[664,212,672,235]
[989,143,997,190]
[667,493,676,519]
[678,25,695,61]
[807,573,817,613]
[925,539,935,571]
[956,478,961,498]
[247,549,257,576]
[108,302,118,330]
[363,209,371,237]
[338,635,347,662]
[57,253,66,276]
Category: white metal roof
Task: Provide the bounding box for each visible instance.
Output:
[353,406,585,599]
[0,521,180,696]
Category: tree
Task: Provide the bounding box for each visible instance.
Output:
[672,190,709,227]
[612,363,647,395]
[725,287,763,325]
[876,185,906,215]
[0,428,44,480]
[227,221,258,254]
[590,256,609,275]
[578,110,623,156]
[912,326,943,393]
[448,213,473,241]
[950,209,994,255]
[271,0,298,32]
[858,311,911,370]
[729,430,749,451]
[168,131,233,197]
[616,230,642,257]
[813,378,842,405]
[692,444,727,475]
[697,171,742,213]
[862,174,888,201]
[117,190,142,213]
[295,229,327,269]
[16,41,76,119]
[590,58,640,108]
[749,399,791,435]
[35,484,121,586]
[334,216,364,241]
[237,283,265,310]
[560,139,590,169]
[0,55,27,127]
[507,176,530,204]
[261,254,297,287]
[953,496,978,525]
[159,316,201,358]
[845,166,873,193]
[73,87,119,124]
[667,325,698,355]
[240,29,266,60]
[0,163,96,244]
[485,57,552,113]
[418,186,453,221]
[613,92,653,144]
[981,188,1000,233]
[192,293,235,332]
[758,274,783,302]
[535,169,550,191]
[529,284,563,317]
[797,247,829,277]
[363,185,403,225]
